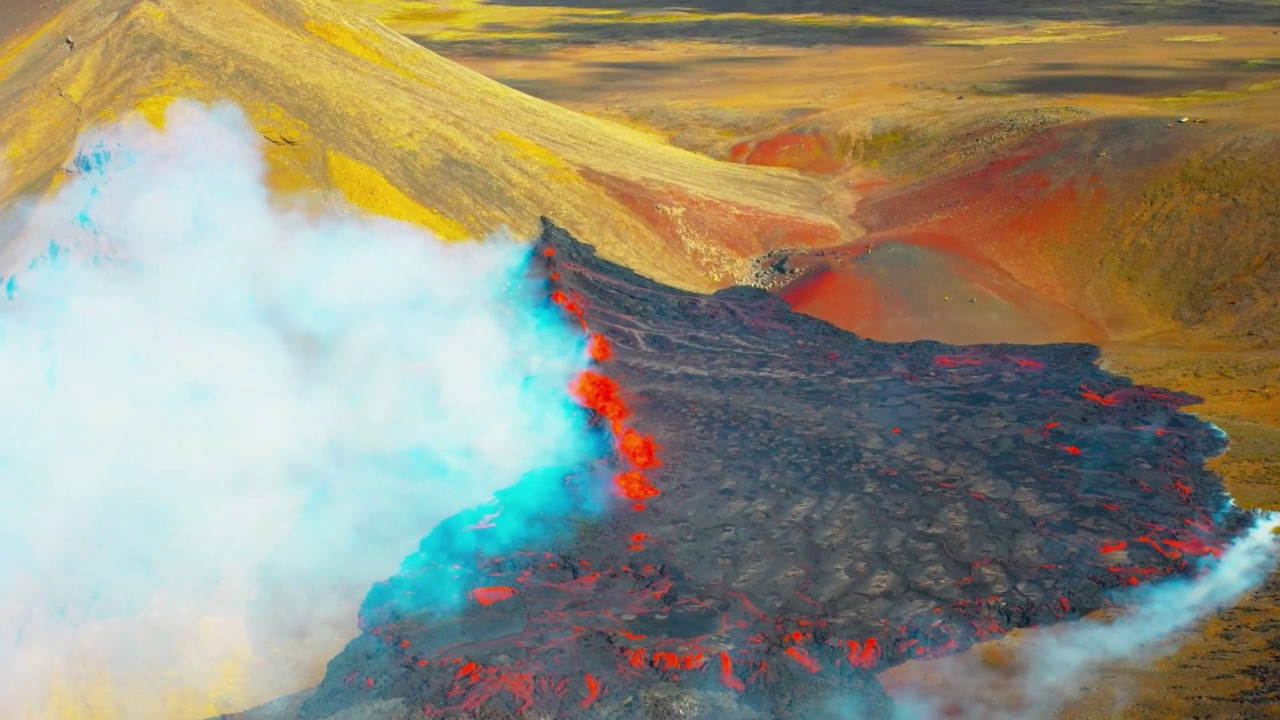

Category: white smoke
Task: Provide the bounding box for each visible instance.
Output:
[0,101,596,719]
[885,512,1280,720]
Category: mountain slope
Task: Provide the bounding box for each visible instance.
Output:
[0,0,856,293]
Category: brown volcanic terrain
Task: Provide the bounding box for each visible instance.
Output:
[1,0,49,41]
[355,2,1280,719]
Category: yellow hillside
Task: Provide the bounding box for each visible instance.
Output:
[0,0,856,293]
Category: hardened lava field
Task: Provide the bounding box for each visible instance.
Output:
[292,220,1249,720]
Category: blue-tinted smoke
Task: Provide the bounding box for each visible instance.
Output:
[0,101,601,718]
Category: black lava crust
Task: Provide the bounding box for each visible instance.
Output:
[290,219,1247,720]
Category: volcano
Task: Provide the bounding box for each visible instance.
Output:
[6,1,1278,717]
[240,220,1250,719]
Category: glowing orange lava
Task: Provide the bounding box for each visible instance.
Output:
[847,638,881,669]
[588,334,613,362]
[619,429,660,469]
[470,586,518,606]
[719,652,745,692]
[784,646,821,673]
[615,471,660,500]
[550,249,665,506]
[579,673,600,709]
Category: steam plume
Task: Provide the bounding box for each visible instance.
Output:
[0,101,599,719]
[885,512,1280,720]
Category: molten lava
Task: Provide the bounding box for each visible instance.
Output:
[572,371,628,425]
[587,334,613,362]
[619,429,660,470]
[469,587,518,606]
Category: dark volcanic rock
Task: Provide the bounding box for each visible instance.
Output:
[282,220,1247,720]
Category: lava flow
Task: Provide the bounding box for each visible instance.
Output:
[295,219,1249,720]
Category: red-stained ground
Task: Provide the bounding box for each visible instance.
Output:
[728,131,845,175]
[776,124,1122,345]
[778,236,1097,345]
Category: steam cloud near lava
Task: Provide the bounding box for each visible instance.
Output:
[884,512,1280,720]
[0,102,601,719]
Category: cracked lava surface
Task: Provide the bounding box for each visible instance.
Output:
[293,220,1249,719]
